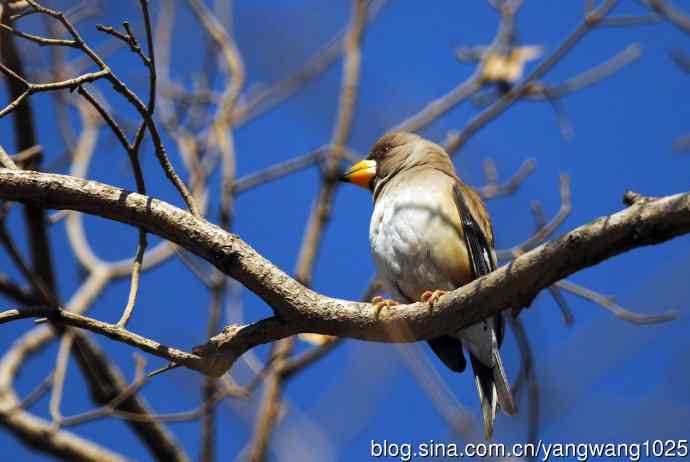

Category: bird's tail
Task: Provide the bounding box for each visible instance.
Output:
[469,329,516,439]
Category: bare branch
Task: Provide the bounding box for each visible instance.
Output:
[529,200,574,325]
[0,306,211,373]
[598,14,661,28]
[642,0,690,35]
[555,279,677,324]
[526,43,642,99]
[0,170,683,376]
[497,173,572,259]
[49,330,74,425]
[0,145,19,169]
[477,158,536,200]
[117,231,147,328]
[0,21,78,46]
[10,369,54,412]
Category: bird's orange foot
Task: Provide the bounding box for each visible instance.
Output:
[371,296,399,319]
[421,290,448,311]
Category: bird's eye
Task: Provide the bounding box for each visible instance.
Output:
[374,143,392,159]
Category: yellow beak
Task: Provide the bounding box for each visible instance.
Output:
[339,159,377,189]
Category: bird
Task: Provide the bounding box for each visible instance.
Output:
[339,131,516,439]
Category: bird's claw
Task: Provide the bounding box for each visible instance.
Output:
[421,290,448,312]
[371,296,399,319]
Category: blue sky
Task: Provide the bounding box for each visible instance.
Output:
[1,1,690,460]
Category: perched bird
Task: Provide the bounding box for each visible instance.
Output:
[340,132,515,438]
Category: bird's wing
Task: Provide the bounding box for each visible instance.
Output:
[453,181,516,431]
[452,183,496,277]
[452,181,503,344]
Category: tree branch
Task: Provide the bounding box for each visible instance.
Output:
[0,169,682,377]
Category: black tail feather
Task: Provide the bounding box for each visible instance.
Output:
[469,353,498,439]
[428,329,515,440]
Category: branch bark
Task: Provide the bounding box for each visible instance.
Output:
[0,169,683,376]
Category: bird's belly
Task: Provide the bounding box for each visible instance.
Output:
[369,193,471,302]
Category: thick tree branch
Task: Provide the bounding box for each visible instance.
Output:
[0,169,683,377]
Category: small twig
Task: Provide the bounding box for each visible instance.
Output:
[526,44,642,99]
[0,306,214,375]
[0,145,19,169]
[391,71,483,133]
[48,210,70,224]
[0,63,110,118]
[282,338,341,380]
[49,330,75,426]
[233,147,358,194]
[56,354,153,427]
[598,14,661,27]
[62,383,240,427]
[116,231,147,328]
[477,158,536,199]
[547,286,574,326]
[147,362,181,378]
[497,173,572,259]
[0,22,78,47]
[10,144,43,166]
[96,22,151,67]
[642,0,690,36]
[10,369,55,412]
[530,200,574,326]
[77,86,131,156]
[555,279,677,324]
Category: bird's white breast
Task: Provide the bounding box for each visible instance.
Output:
[369,176,470,302]
[368,171,495,366]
